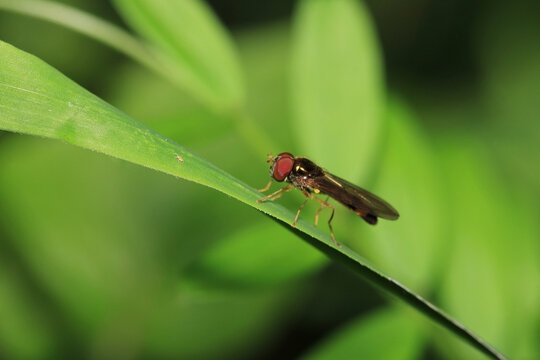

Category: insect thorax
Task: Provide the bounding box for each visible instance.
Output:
[287,157,323,192]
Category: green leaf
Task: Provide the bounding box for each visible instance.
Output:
[302,307,426,360]
[436,135,540,359]
[0,41,505,360]
[0,0,272,154]
[146,283,294,359]
[0,40,233,197]
[476,2,540,194]
[0,261,58,360]
[0,0,159,81]
[104,63,234,147]
[0,137,181,334]
[291,0,384,181]
[357,99,445,291]
[112,0,245,111]
[237,22,296,152]
[0,137,290,359]
[186,222,327,287]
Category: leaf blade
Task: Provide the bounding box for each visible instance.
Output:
[112,0,245,110]
[303,307,426,360]
[291,0,384,181]
[0,41,505,360]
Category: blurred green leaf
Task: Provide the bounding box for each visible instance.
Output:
[0,138,166,344]
[0,0,116,85]
[112,0,245,111]
[186,222,326,288]
[291,0,384,181]
[302,307,426,360]
[0,41,505,360]
[237,22,296,152]
[0,0,158,79]
[105,63,233,147]
[0,136,292,359]
[0,261,58,360]
[146,283,296,359]
[435,135,540,359]
[0,0,273,154]
[476,2,540,194]
[357,99,445,291]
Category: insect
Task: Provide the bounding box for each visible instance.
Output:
[257,152,399,247]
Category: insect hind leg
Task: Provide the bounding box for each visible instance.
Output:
[314,196,330,226]
[312,195,341,248]
[327,207,340,248]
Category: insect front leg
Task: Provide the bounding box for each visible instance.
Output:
[256,184,293,203]
[257,180,273,192]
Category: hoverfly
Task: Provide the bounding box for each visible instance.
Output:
[257,152,399,247]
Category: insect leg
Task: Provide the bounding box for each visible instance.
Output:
[256,184,292,203]
[312,196,340,247]
[327,207,339,247]
[268,184,293,201]
[292,202,308,228]
[314,196,330,226]
[292,190,311,227]
[257,180,273,192]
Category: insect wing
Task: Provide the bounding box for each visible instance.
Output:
[315,172,399,220]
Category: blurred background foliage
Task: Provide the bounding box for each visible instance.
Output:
[0,0,539,359]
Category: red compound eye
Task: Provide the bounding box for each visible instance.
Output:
[273,153,294,181]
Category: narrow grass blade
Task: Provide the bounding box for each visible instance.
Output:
[0,41,505,360]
